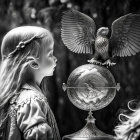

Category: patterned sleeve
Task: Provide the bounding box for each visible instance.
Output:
[16,97,53,140]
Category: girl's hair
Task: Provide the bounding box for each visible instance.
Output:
[0,26,53,110]
[114,100,140,140]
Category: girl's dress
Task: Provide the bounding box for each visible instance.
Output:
[2,84,60,140]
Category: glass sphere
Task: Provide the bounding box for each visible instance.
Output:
[67,64,116,111]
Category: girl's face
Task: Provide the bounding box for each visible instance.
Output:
[39,37,57,77]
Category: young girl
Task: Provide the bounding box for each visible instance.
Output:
[114,100,140,140]
[0,26,60,140]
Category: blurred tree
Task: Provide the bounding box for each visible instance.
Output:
[1,0,140,138]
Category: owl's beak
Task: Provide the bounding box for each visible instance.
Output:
[105,28,109,33]
[103,28,109,35]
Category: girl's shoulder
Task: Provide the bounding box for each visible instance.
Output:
[15,84,48,108]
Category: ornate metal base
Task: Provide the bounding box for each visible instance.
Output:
[62,112,116,140]
[63,137,115,140]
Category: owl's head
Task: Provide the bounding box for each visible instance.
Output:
[97,27,109,36]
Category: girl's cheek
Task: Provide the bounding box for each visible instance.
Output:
[44,58,53,66]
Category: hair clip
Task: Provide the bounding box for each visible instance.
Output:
[118,113,131,123]
[7,35,38,58]
[127,99,138,112]
[16,42,25,50]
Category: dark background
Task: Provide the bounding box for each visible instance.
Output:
[1,0,140,138]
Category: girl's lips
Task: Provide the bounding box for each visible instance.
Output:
[53,65,56,70]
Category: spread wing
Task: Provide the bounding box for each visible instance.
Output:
[61,9,96,54]
[110,13,140,57]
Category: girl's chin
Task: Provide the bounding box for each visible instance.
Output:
[45,70,55,76]
[49,72,54,76]
[47,74,53,76]
[50,73,54,76]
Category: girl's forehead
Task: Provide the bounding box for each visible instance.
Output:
[42,37,54,52]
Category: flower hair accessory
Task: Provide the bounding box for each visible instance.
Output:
[8,35,38,58]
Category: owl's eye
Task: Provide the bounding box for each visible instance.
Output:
[102,30,106,33]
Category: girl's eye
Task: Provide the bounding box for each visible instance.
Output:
[48,51,53,57]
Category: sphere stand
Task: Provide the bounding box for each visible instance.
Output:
[62,110,116,140]
[62,64,119,140]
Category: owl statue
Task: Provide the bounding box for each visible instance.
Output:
[61,9,140,66]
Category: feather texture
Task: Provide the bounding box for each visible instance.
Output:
[61,9,96,54]
[61,9,140,64]
[110,14,140,57]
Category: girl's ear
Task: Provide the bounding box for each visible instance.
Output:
[29,60,40,70]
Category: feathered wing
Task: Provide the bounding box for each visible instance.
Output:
[61,9,96,54]
[110,13,140,57]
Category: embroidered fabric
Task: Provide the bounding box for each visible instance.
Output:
[0,84,61,140]
[10,88,60,140]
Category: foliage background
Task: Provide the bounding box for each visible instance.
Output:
[1,0,140,138]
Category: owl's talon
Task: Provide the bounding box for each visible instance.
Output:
[102,60,116,67]
[87,59,102,65]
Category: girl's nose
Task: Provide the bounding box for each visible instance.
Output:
[54,56,57,63]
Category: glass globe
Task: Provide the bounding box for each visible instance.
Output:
[66,64,116,111]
